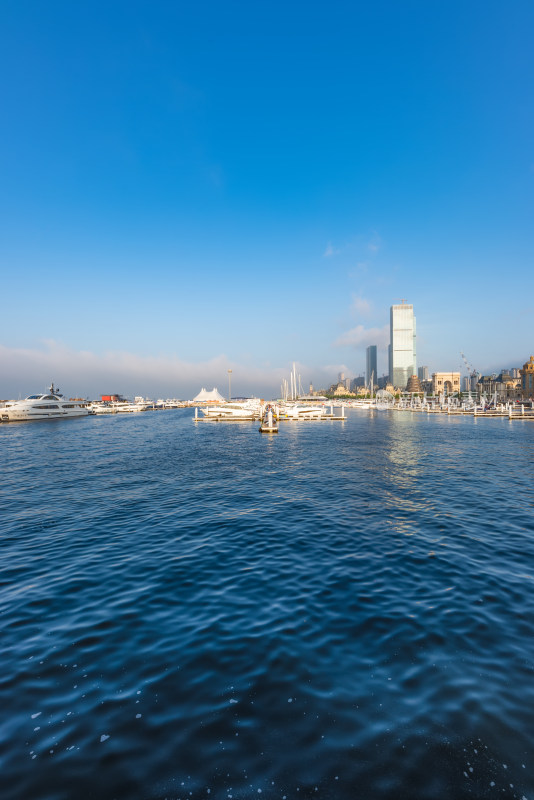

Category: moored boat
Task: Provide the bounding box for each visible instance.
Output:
[109,401,149,413]
[201,399,264,420]
[87,402,117,414]
[0,384,90,422]
[277,403,325,421]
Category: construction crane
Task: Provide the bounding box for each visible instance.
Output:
[460,352,477,374]
[460,352,479,391]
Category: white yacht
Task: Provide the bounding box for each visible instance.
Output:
[201,399,264,420]
[86,398,150,414]
[0,384,90,422]
[109,400,149,413]
[87,402,117,414]
[278,403,325,420]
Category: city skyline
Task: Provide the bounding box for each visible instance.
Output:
[1,318,529,401]
[1,2,533,398]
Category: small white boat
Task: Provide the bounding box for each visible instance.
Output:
[109,401,149,413]
[0,384,90,422]
[202,399,263,420]
[87,402,117,414]
[278,403,325,421]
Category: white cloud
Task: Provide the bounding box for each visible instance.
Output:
[307,363,354,384]
[0,341,277,400]
[323,241,340,257]
[333,324,389,351]
[0,342,349,401]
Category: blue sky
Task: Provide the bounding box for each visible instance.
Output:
[1,1,533,399]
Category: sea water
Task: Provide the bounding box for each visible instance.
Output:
[1,409,533,799]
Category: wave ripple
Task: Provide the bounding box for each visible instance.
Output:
[1,410,533,799]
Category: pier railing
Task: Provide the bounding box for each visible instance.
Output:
[387,401,534,419]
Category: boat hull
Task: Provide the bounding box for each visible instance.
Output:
[1,408,89,422]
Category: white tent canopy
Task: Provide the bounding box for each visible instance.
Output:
[193,387,226,403]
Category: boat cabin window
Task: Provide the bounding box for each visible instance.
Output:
[61,404,74,408]
[26,395,41,399]
[34,404,59,409]
[43,395,58,400]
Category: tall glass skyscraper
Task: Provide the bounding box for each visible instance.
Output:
[388,303,416,389]
[366,345,377,387]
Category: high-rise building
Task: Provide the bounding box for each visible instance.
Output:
[418,365,429,381]
[388,303,416,389]
[366,345,377,387]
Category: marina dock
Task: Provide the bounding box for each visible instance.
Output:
[193,402,347,424]
[381,403,534,420]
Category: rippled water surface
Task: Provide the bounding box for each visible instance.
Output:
[1,409,534,799]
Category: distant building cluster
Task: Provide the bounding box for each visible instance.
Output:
[316,301,533,401]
